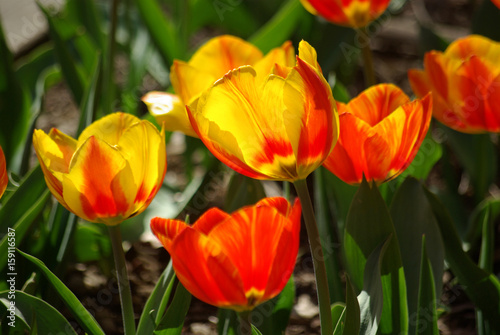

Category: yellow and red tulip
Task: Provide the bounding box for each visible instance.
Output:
[0,146,7,199]
[300,0,391,28]
[187,40,338,181]
[408,35,500,134]
[323,84,432,185]
[142,35,295,137]
[33,112,167,225]
[150,197,301,312]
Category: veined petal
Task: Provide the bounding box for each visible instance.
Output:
[192,207,231,235]
[171,228,247,309]
[209,206,288,307]
[33,128,77,204]
[117,120,167,215]
[142,91,198,137]
[323,138,358,184]
[189,66,295,180]
[445,35,500,67]
[253,41,295,83]
[77,112,139,147]
[188,35,263,79]
[0,146,7,199]
[283,55,338,178]
[150,217,188,252]
[62,136,135,224]
[347,84,409,126]
[170,60,218,104]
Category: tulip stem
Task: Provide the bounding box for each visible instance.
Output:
[359,27,376,87]
[108,225,136,335]
[293,179,333,335]
[239,311,252,335]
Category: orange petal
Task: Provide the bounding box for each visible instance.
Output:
[62,136,134,224]
[171,228,247,309]
[445,35,500,67]
[142,91,198,137]
[192,207,231,235]
[150,217,188,252]
[209,205,289,306]
[0,146,7,199]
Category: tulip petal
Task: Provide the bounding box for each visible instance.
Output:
[77,112,139,147]
[188,35,263,80]
[254,41,295,83]
[446,35,500,67]
[142,91,198,137]
[209,206,288,306]
[117,120,167,215]
[192,207,231,235]
[284,55,337,177]
[189,66,296,180]
[33,128,77,206]
[171,228,247,309]
[171,60,218,104]
[150,217,188,252]
[0,146,7,199]
[62,136,135,224]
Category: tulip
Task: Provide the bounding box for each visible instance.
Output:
[408,35,500,134]
[300,0,391,28]
[323,84,432,185]
[187,40,338,182]
[492,0,500,9]
[151,197,301,312]
[33,112,167,225]
[0,146,7,199]
[142,35,295,137]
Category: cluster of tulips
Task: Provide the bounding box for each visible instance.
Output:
[2,0,500,334]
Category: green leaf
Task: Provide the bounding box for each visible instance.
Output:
[0,291,77,334]
[398,131,442,182]
[415,236,439,335]
[249,0,306,53]
[343,276,360,335]
[314,168,344,303]
[467,198,500,244]
[358,237,391,335]
[218,309,238,335]
[134,0,184,66]
[65,0,105,47]
[38,3,87,104]
[331,303,346,335]
[17,250,105,335]
[253,276,295,334]
[0,20,31,173]
[390,177,444,330]
[344,179,408,334]
[440,126,496,200]
[137,261,176,335]
[423,187,500,332]
[73,223,111,263]
[154,281,192,334]
[225,173,266,213]
[251,325,263,335]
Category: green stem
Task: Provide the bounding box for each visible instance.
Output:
[239,310,252,335]
[108,225,136,335]
[102,0,119,116]
[359,27,376,88]
[293,179,333,335]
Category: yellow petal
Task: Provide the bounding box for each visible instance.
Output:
[117,120,167,215]
[62,136,135,224]
[446,35,500,67]
[170,60,218,104]
[142,91,198,137]
[253,41,295,83]
[77,112,140,147]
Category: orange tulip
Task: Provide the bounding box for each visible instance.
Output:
[408,35,500,134]
[492,0,500,9]
[142,35,295,137]
[300,0,391,28]
[33,113,167,225]
[0,146,7,199]
[150,197,301,312]
[323,84,432,185]
[187,40,338,181]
